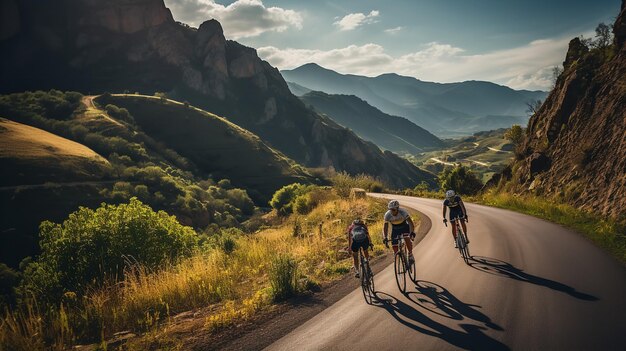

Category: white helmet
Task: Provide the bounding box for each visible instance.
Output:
[445,190,455,199]
[387,200,400,210]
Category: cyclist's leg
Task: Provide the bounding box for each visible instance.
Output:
[451,218,458,239]
[363,239,370,260]
[351,241,360,275]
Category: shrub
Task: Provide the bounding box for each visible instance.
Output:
[269,183,310,215]
[18,198,198,303]
[438,165,483,195]
[105,104,135,124]
[269,254,298,301]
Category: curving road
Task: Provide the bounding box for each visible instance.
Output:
[266,195,626,350]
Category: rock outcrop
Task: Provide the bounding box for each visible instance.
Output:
[0,0,434,189]
[497,1,626,219]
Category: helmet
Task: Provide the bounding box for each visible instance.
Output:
[387,200,400,210]
[445,190,455,199]
[353,218,364,225]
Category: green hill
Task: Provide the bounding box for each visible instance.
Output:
[96,94,312,201]
[300,91,444,154]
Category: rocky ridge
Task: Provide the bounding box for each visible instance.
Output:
[497,1,626,219]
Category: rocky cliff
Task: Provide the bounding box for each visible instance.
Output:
[498,1,626,219]
[0,0,434,189]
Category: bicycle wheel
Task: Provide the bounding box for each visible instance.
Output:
[407,246,417,283]
[365,260,375,296]
[394,251,406,293]
[360,254,373,303]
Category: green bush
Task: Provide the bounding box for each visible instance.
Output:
[269,254,298,301]
[438,165,483,195]
[105,104,135,124]
[269,183,311,215]
[18,198,198,303]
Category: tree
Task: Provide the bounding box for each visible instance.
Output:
[438,165,483,195]
[551,66,563,89]
[593,22,613,50]
[525,99,543,116]
[504,124,524,145]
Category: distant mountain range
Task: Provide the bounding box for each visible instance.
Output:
[298,90,444,154]
[282,63,547,137]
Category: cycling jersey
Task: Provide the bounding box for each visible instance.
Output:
[443,195,462,208]
[384,208,411,245]
[384,208,410,226]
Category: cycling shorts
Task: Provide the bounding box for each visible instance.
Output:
[390,222,410,245]
[351,238,371,252]
[449,208,465,222]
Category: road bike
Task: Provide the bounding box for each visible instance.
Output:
[358,245,375,303]
[386,234,416,293]
[445,218,470,264]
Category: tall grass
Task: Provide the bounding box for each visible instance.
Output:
[0,196,389,349]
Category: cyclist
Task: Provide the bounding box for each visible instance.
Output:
[442,190,469,247]
[347,218,373,278]
[382,200,416,264]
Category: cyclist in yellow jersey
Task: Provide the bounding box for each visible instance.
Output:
[382,200,416,264]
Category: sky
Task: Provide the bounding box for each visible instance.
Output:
[163,0,621,91]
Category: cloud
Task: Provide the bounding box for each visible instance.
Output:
[384,26,403,34]
[334,10,379,31]
[258,37,573,90]
[164,0,302,39]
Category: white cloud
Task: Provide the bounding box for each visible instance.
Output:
[384,26,403,34]
[259,37,573,90]
[164,0,302,39]
[334,10,379,31]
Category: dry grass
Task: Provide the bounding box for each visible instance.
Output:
[0,118,107,163]
[0,195,393,350]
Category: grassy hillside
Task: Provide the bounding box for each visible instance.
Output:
[411,129,514,183]
[0,90,312,268]
[300,91,444,154]
[96,94,313,203]
[0,118,111,185]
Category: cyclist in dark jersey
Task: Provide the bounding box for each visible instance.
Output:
[442,190,469,247]
[382,200,416,264]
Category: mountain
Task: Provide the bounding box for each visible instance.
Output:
[491,2,626,220]
[299,91,444,154]
[281,64,548,137]
[0,0,433,189]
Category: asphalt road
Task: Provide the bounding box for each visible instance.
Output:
[266,195,626,350]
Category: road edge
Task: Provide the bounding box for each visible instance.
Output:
[207,198,432,351]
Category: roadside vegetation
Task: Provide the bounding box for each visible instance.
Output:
[0,173,392,350]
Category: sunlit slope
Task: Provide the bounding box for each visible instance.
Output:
[0,117,110,185]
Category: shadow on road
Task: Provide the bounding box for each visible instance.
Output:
[406,280,503,331]
[469,256,598,301]
[373,291,509,351]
